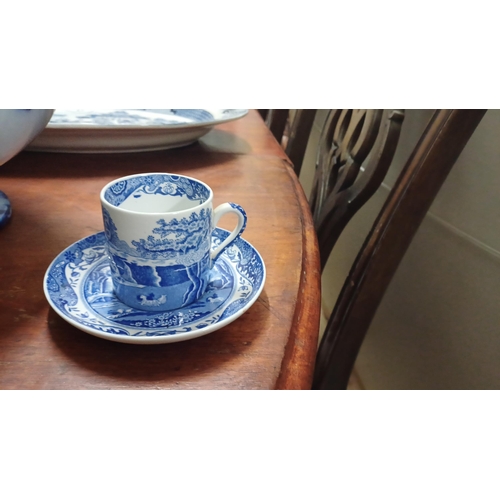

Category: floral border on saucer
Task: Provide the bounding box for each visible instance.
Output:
[43,229,265,344]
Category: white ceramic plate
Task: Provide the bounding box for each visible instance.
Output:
[28,109,248,153]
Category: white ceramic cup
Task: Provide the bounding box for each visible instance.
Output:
[100,172,247,312]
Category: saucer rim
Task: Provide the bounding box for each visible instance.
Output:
[43,229,266,345]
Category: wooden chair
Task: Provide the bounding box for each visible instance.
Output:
[258,109,289,144]
[259,109,317,176]
[309,109,406,271]
[312,109,487,389]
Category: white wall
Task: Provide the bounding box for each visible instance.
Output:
[299,109,500,389]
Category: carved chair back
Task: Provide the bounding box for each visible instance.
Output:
[313,109,487,389]
[259,109,317,176]
[310,109,405,271]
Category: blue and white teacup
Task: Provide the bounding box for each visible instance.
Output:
[100,172,247,312]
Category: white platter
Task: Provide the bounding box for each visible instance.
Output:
[27,109,248,153]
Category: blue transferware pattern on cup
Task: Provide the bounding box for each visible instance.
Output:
[101,173,247,313]
[43,230,265,343]
[103,173,210,207]
[102,206,213,311]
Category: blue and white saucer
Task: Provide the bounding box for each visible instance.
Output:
[0,190,12,228]
[43,229,265,344]
[28,109,248,153]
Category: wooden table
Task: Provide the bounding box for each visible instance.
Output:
[0,110,321,389]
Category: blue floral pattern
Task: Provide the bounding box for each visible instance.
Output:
[103,206,212,262]
[103,174,210,207]
[101,173,224,311]
[48,109,248,127]
[43,229,265,344]
[0,190,12,228]
[102,204,214,311]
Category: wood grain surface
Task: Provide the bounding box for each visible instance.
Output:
[0,111,320,389]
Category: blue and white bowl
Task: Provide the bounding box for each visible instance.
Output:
[0,109,54,166]
[0,109,54,227]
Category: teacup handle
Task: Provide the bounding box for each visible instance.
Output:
[211,202,247,264]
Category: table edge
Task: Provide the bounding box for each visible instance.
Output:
[275,160,321,390]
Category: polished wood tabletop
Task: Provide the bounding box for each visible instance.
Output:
[0,110,321,389]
